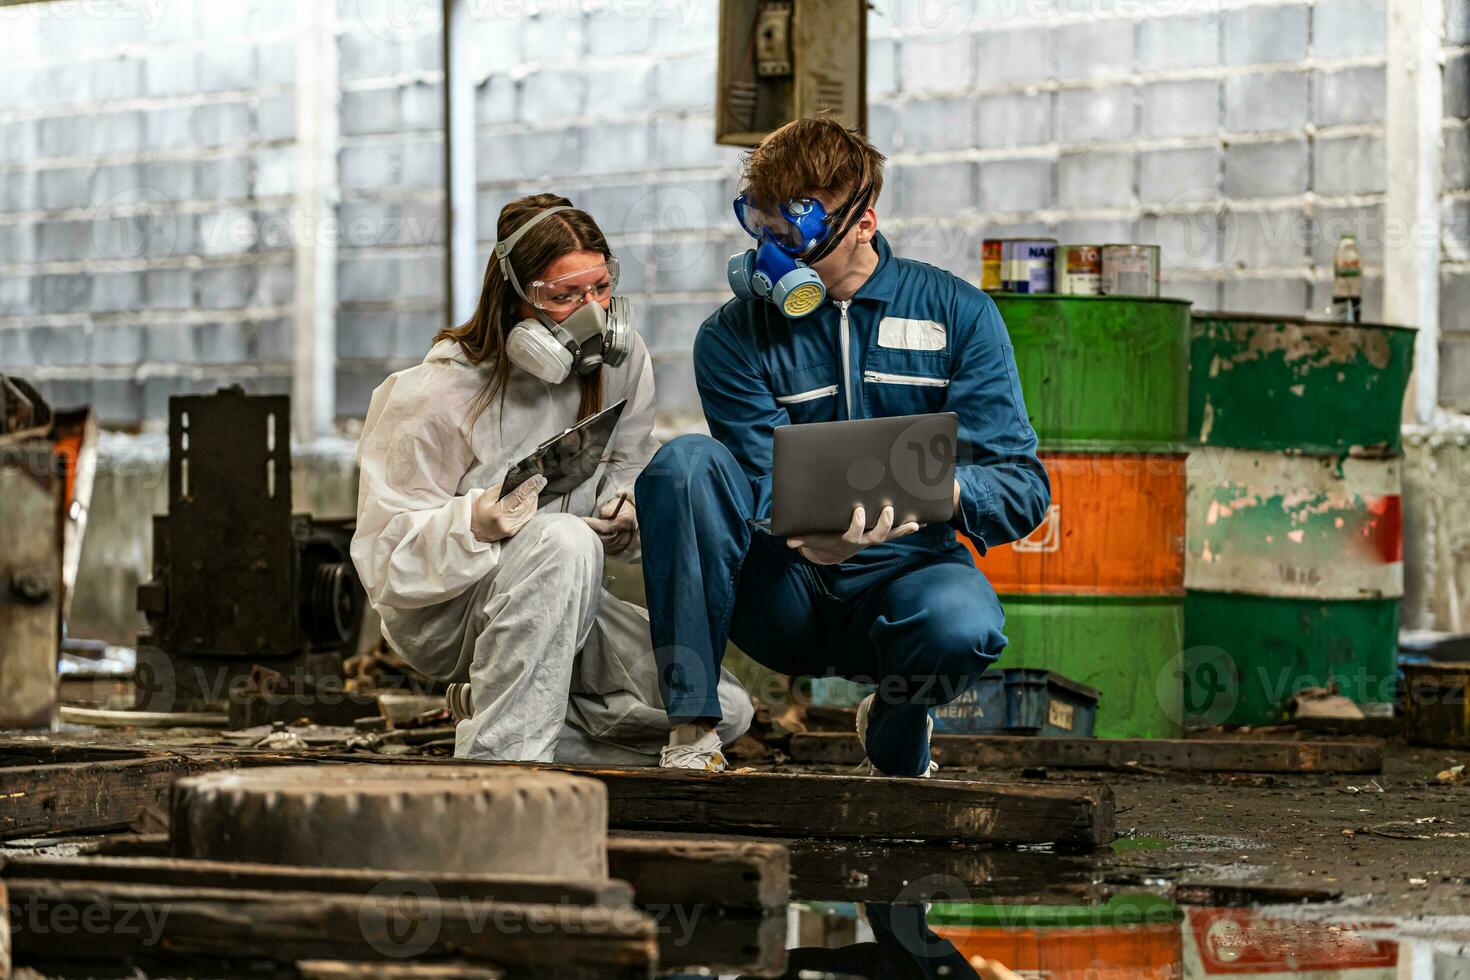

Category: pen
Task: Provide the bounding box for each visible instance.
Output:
[610,494,629,520]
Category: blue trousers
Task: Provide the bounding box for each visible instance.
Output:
[635,434,1008,777]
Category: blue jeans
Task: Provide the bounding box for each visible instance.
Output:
[635,434,1008,777]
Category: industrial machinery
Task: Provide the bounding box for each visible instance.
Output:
[716,0,867,146]
[135,387,364,712]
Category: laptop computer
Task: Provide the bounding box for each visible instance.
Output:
[755,412,959,537]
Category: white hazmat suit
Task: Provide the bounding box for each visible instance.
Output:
[351,334,754,763]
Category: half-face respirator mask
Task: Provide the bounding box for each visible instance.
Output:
[726,179,873,319]
[496,205,633,385]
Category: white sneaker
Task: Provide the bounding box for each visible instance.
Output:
[659,725,728,772]
[855,693,938,778]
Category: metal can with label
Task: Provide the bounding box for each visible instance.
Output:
[981,239,1004,291]
[1055,244,1102,296]
[1004,239,1057,294]
[1100,244,1161,297]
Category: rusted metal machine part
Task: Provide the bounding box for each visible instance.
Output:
[135,386,365,714]
[0,447,62,729]
[0,376,97,729]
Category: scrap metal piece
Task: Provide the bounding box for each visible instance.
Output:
[0,447,62,728]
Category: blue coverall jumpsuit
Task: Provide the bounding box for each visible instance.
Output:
[635,232,1052,776]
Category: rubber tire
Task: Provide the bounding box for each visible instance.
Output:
[171,764,608,878]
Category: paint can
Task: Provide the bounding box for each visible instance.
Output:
[1003,239,1056,294]
[1055,245,1102,296]
[1100,244,1160,297]
[980,239,1005,292]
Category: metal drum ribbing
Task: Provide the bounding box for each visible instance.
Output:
[961,296,1194,739]
[1189,314,1416,456]
[1184,314,1415,726]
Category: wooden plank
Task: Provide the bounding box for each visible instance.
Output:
[298,961,502,980]
[58,835,785,912]
[3,745,1113,849]
[262,752,1116,850]
[607,838,789,911]
[0,754,245,840]
[7,879,658,976]
[786,732,1384,774]
[574,763,1113,850]
[651,908,787,976]
[1,855,634,909]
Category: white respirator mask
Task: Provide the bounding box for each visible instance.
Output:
[496,205,634,385]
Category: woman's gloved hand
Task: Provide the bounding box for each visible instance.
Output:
[584,492,637,555]
[786,505,921,566]
[472,475,547,542]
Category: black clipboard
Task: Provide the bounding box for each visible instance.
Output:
[498,399,628,501]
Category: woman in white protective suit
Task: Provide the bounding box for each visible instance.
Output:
[350,193,754,764]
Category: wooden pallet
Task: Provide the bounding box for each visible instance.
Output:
[0,740,1116,850]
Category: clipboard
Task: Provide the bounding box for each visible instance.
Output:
[498,398,628,501]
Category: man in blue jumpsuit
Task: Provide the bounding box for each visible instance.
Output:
[636,118,1051,776]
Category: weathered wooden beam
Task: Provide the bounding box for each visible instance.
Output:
[80,833,792,913]
[7,879,658,976]
[297,961,502,980]
[0,754,245,840]
[607,837,789,911]
[786,733,1384,775]
[649,907,787,976]
[1,855,634,909]
[3,745,1114,849]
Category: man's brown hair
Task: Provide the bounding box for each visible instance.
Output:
[740,116,885,211]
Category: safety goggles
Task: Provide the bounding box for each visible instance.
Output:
[526,256,620,314]
[734,195,832,256]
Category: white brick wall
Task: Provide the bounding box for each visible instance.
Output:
[0,0,301,425]
[0,0,1463,421]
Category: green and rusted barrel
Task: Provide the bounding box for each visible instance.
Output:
[959,295,1193,739]
[1184,314,1415,726]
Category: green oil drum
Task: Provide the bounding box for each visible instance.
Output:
[1184,313,1414,725]
[983,297,1193,739]
[1183,593,1400,726]
[1189,314,1416,455]
[996,295,1192,451]
[997,593,1185,739]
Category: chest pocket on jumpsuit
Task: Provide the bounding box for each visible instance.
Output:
[771,363,840,423]
[863,316,951,417]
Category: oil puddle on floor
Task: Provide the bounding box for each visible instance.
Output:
[653,838,1470,978]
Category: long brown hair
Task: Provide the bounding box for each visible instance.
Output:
[435,193,607,424]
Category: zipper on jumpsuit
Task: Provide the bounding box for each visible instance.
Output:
[837,300,854,419]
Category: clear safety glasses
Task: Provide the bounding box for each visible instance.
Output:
[734,197,829,254]
[526,256,620,314]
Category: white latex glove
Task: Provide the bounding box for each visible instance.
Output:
[583,491,637,555]
[472,474,546,543]
[786,505,921,566]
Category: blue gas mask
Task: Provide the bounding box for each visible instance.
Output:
[727,179,876,318]
[727,196,832,318]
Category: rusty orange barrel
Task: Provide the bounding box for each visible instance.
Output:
[932,898,1184,980]
[969,451,1186,596]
